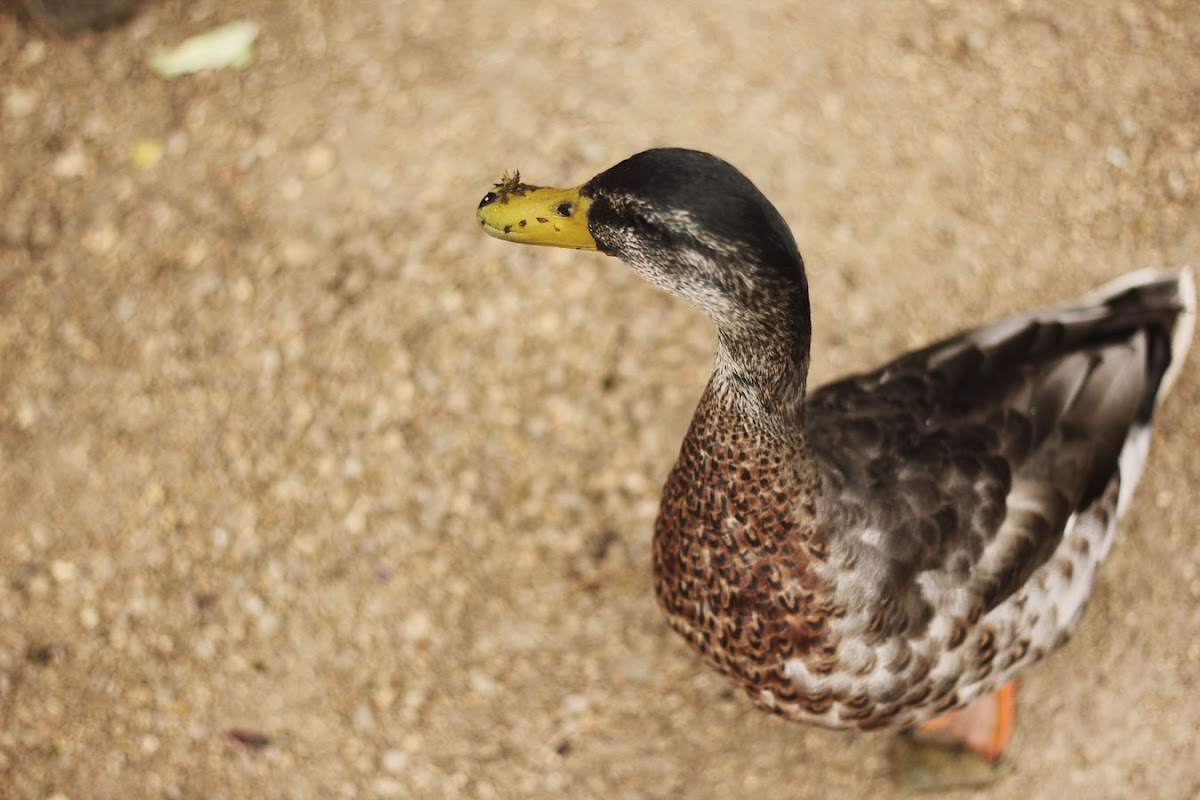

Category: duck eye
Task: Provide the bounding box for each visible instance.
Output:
[555,202,573,217]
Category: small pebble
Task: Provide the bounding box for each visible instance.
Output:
[304,145,336,178]
[402,611,432,642]
[133,139,166,170]
[20,39,47,67]
[79,607,100,630]
[53,146,90,179]
[82,224,120,256]
[1166,169,1186,200]
[5,87,38,118]
[50,560,78,584]
[15,400,38,429]
[381,749,408,773]
[352,702,375,732]
[232,276,255,303]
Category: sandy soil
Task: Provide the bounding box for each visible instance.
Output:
[2,1,1198,798]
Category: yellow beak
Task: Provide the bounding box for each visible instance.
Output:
[477,175,597,250]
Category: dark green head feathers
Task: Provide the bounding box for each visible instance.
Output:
[581,149,805,276]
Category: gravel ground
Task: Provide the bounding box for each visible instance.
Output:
[2,1,1198,798]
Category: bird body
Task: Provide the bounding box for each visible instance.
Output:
[654,266,1192,732]
[477,148,1194,739]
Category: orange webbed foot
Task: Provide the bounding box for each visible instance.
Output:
[912,681,1015,761]
[891,683,1015,791]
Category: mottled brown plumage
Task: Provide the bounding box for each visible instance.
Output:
[477,148,1195,738]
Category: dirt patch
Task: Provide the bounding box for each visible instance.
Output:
[2,1,1198,797]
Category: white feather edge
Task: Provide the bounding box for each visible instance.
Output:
[1045,266,1195,632]
[1083,266,1195,398]
[1066,267,1194,517]
[1161,266,1195,398]
[927,267,1196,382]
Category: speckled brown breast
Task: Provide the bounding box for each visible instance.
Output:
[651,379,848,719]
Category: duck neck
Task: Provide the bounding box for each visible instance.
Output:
[711,291,812,427]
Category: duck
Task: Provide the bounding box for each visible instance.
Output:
[475,148,1195,761]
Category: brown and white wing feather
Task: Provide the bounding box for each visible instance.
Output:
[797,268,1194,724]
